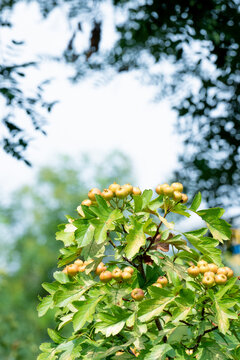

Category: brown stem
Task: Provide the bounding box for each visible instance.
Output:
[137,255,146,280]
[154,318,167,343]
[190,326,218,352]
[108,237,139,270]
[163,309,172,316]
[180,320,192,326]
[144,211,168,254]
[122,224,127,234]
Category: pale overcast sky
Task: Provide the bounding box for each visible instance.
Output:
[1,2,183,196]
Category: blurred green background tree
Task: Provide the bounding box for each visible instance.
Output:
[0,151,133,359]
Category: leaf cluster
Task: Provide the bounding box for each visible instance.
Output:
[38,188,240,359]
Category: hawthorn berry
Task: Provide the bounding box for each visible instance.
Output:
[171,182,183,192]
[157,276,168,286]
[173,191,182,202]
[102,189,114,201]
[99,271,112,283]
[112,268,122,281]
[131,288,144,301]
[67,264,79,276]
[163,186,174,197]
[122,271,132,281]
[152,282,162,288]
[95,262,107,275]
[81,199,92,206]
[123,183,133,195]
[132,186,141,195]
[88,188,101,201]
[115,187,129,198]
[198,264,210,274]
[208,263,218,273]
[181,193,188,203]
[124,267,134,275]
[217,267,229,276]
[202,275,215,287]
[215,274,227,284]
[187,265,200,277]
[109,182,121,193]
[225,267,234,278]
[197,260,208,268]
[74,259,83,267]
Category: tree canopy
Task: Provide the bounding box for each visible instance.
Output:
[1,0,240,211]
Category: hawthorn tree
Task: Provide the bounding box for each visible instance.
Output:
[38,182,240,359]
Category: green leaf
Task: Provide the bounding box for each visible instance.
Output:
[124,220,146,259]
[159,215,174,230]
[75,220,95,247]
[138,297,174,322]
[56,341,82,360]
[198,339,227,360]
[133,194,143,212]
[145,344,174,360]
[196,208,232,243]
[214,298,238,334]
[179,289,195,305]
[165,235,191,252]
[162,257,188,281]
[171,203,191,218]
[148,195,164,211]
[73,296,103,332]
[92,339,134,360]
[90,195,113,220]
[37,295,54,317]
[53,271,70,284]
[42,282,59,295]
[95,307,131,337]
[142,189,153,209]
[58,246,81,267]
[184,234,222,266]
[56,224,76,246]
[189,192,202,211]
[172,306,192,324]
[81,239,105,260]
[90,209,123,244]
[47,328,65,344]
[58,313,74,330]
[54,283,93,307]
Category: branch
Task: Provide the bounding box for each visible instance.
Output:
[144,211,168,254]
[180,320,192,327]
[154,318,167,343]
[190,326,218,352]
[108,237,139,270]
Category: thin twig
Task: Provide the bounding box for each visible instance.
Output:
[154,318,167,343]
[180,320,192,326]
[144,211,168,254]
[108,237,139,270]
[190,326,218,352]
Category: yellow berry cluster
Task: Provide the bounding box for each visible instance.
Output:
[97,264,134,283]
[62,260,135,284]
[152,276,168,288]
[155,182,188,203]
[187,260,234,287]
[80,182,142,207]
[62,259,93,276]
